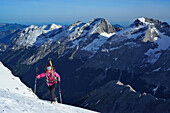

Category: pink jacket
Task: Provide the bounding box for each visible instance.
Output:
[37,69,61,86]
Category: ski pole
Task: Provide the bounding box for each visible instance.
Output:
[59,84,62,103]
[34,78,37,93]
[34,67,39,94]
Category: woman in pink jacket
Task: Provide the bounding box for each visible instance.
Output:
[35,65,61,104]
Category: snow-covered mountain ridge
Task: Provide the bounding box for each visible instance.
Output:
[12,24,62,49]
[9,17,170,65]
[94,17,170,66]
[10,18,118,51]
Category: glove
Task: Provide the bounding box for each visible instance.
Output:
[35,74,38,76]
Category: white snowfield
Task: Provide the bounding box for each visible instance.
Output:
[0,62,97,113]
[0,89,97,113]
[0,62,36,97]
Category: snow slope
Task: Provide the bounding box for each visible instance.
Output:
[0,89,97,113]
[0,62,36,97]
[0,62,97,113]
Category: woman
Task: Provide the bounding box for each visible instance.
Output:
[35,65,61,104]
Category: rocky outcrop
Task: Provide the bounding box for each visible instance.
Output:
[77,80,170,113]
[0,43,7,52]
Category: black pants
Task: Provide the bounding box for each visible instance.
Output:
[48,84,57,102]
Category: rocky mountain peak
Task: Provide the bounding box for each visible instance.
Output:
[88,18,117,34]
[90,18,106,24]
[132,17,170,31]
[131,17,149,27]
[131,17,161,27]
[90,18,110,26]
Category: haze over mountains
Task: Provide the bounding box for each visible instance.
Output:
[0,17,170,113]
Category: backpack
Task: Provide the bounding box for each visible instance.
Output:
[46,71,58,83]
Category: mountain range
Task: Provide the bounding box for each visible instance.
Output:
[0,17,169,113]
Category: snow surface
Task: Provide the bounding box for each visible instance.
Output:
[70,38,82,48]
[153,84,160,95]
[100,32,115,38]
[0,89,97,113]
[48,24,62,30]
[167,68,170,71]
[44,24,62,30]
[0,62,97,113]
[113,57,118,61]
[138,17,150,25]
[152,67,161,72]
[0,62,36,98]
[112,25,144,42]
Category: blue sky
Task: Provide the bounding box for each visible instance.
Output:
[0,0,170,26]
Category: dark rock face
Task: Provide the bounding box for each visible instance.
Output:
[77,81,170,113]
[96,18,116,34]
[0,29,21,45]
[142,24,159,42]
[0,43,7,52]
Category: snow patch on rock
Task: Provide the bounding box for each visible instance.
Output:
[82,32,114,54]
[145,32,170,64]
